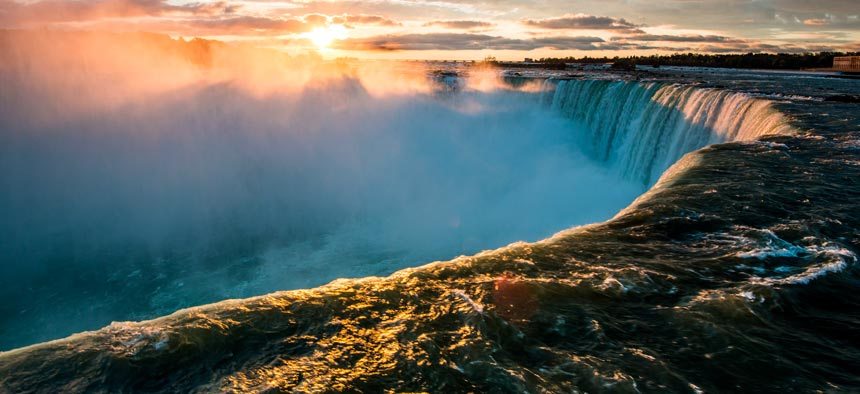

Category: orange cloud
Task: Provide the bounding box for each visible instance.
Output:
[0,0,234,24]
[331,14,401,27]
[803,18,829,26]
[185,16,315,35]
[332,33,605,51]
[423,20,494,30]
[522,14,641,31]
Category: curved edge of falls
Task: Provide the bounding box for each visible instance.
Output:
[541,79,795,185]
[0,79,797,358]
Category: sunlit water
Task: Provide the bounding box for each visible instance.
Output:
[2,34,859,392]
[0,72,646,349]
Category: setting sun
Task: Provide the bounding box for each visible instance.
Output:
[305,25,347,49]
[2,0,859,392]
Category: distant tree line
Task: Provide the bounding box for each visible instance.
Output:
[532,52,860,70]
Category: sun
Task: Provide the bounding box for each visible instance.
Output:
[305,25,347,49]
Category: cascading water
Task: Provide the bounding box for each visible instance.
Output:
[3,60,858,392]
[543,79,795,184]
[0,74,797,351]
[3,33,858,391]
[3,72,655,350]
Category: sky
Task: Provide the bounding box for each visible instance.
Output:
[1,0,858,60]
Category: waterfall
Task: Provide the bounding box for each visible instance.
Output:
[543,79,794,185]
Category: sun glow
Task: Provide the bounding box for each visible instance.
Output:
[305,25,348,49]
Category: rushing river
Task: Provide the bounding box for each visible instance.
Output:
[1,35,858,392]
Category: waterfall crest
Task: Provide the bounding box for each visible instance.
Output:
[543,79,794,184]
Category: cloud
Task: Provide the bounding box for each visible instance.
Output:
[423,20,495,30]
[696,42,838,54]
[186,16,314,35]
[184,13,399,36]
[522,14,641,31]
[803,18,829,26]
[302,13,330,26]
[613,34,745,43]
[332,33,605,51]
[612,32,851,54]
[331,14,401,26]
[0,0,234,24]
[1,0,855,52]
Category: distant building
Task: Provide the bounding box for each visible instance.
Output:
[833,56,860,71]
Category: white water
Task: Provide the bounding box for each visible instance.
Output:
[0,65,794,349]
[0,76,645,348]
[544,79,794,184]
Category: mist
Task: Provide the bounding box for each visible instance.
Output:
[0,31,642,349]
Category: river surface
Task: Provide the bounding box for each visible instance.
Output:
[1,61,858,392]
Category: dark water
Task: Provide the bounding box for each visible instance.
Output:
[1,66,859,392]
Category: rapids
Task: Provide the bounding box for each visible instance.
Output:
[0,73,790,351]
[1,34,859,393]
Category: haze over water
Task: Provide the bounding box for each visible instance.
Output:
[1,0,859,391]
[0,33,646,349]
